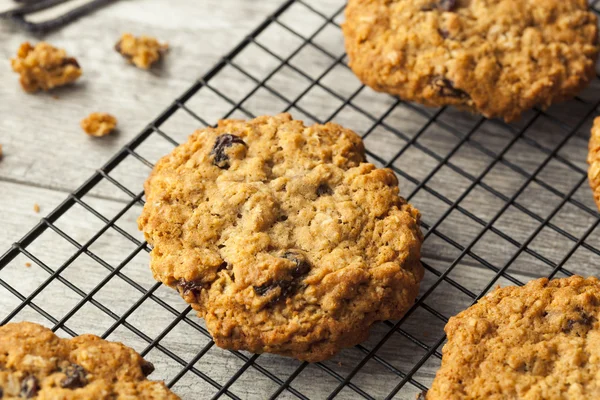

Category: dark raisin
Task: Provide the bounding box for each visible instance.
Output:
[316,184,333,196]
[216,262,228,272]
[254,282,277,296]
[140,360,155,377]
[438,28,450,39]
[421,0,456,11]
[432,77,469,99]
[60,57,80,69]
[253,252,310,302]
[282,251,311,278]
[177,278,203,296]
[563,312,595,333]
[61,364,87,389]
[277,215,288,222]
[210,134,247,169]
[20,376,39,398]
[439,0,456,11]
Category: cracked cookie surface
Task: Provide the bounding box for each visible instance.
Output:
[343,0,599,121]
[0,322,179,399]
[427,276,600,399]
[588,117,600,211]
[138,113,423,362]
[10,42,82,93]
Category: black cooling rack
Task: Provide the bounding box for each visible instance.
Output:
[2,0,600,399]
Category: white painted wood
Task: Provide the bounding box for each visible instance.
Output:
[0,0,599,399]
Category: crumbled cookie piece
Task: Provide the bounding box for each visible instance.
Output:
[138,113,423,362]
[0,322,180,399]
[343,0,599,121]
[10,42,82,93]
[115,33,168,69]
[428,276,600,399]
[588,117,600,211]
[33,203,40,213]
[81,113,117,137]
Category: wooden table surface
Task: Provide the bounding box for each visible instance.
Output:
[0,0,283,250]
[1,1,600,399]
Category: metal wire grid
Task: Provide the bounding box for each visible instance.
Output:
[1,0,600,398]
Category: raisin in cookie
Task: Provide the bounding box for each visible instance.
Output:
[0,321,179,399]
[427,276,600,399]
[588,117,600,211]
[343,0,599,122]
[138,113,423,362]
[11,42,82,93]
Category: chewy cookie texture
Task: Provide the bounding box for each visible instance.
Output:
[343,0,599,121]
[427,276,600,399]
[11,42,82,93]
[0,322,179,399]
[588,117,600,211]
[138,113,424,362]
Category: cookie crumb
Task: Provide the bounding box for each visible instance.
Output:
[25,262,32,268]
[115,33,168,69]
[0,144,3,159]
[11,42,82,93]
[81,113,117,137]
[337,362,343,367]
[33,203,40,213]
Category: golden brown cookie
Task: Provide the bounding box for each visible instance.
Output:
[115,33,168,70]
[10,42,82,93]
[588,117,600,211]
[427,276,600,399]
[138,113,423,362]
[0,321,179,399]
[81,113,118,137]
[342,0,599,121]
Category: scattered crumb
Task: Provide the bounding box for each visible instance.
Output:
[81,112,118,137]
[52,95,60,100]
[337,362,342,367]
[0,144,3,159]
[33,203,40,213]
[11,42,82,93]
[115,33,168,69]
[25,262,31,268]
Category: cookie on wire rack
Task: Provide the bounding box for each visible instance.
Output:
[588,116,600,211]
[138,113,423,362]
[342,0,599,122]
[426,276,600,399]
[0,321,179,399]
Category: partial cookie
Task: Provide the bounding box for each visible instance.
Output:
[0,321,179,399]
[11,42,82,93]
[81,113,118,137]
[115,33,168,69]
[588,117,600,211]
[427,276,600,399]
[343,0,599,121]
[138,113,423,362]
